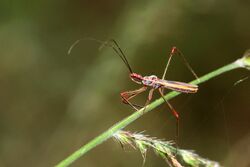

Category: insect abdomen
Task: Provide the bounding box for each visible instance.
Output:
[161,80,198,93]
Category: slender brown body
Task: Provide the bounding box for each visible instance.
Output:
[130,73,198,93]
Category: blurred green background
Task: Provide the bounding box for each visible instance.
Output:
[0,0,249,167]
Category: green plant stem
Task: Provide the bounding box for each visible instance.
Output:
[55,56,249,167]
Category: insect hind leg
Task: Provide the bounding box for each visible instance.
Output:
[158,87,179,154]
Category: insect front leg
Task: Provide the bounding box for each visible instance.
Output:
[120,86,147,110]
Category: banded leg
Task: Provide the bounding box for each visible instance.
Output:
[120,86,147,110]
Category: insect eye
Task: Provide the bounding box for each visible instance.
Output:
[150,75,157,80]
[130,74,142,84]
[131,76,141,82]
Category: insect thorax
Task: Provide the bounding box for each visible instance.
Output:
[142,75,161,89]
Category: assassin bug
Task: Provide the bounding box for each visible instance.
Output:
[68,38,199,145]
[100,39,199,146]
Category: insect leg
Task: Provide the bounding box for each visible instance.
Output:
[141,88,155,114]
[158,87,179,153]
[120,86,147,110]
[161,47,199,81]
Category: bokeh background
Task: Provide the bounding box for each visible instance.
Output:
[0,0,250,167]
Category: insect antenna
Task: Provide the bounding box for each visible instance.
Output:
[68,38,133,73]
[101,39,133,74]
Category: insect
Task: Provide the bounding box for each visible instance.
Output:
[69,38,199,144]
[100,39,199,145]
[102,39,198,106]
